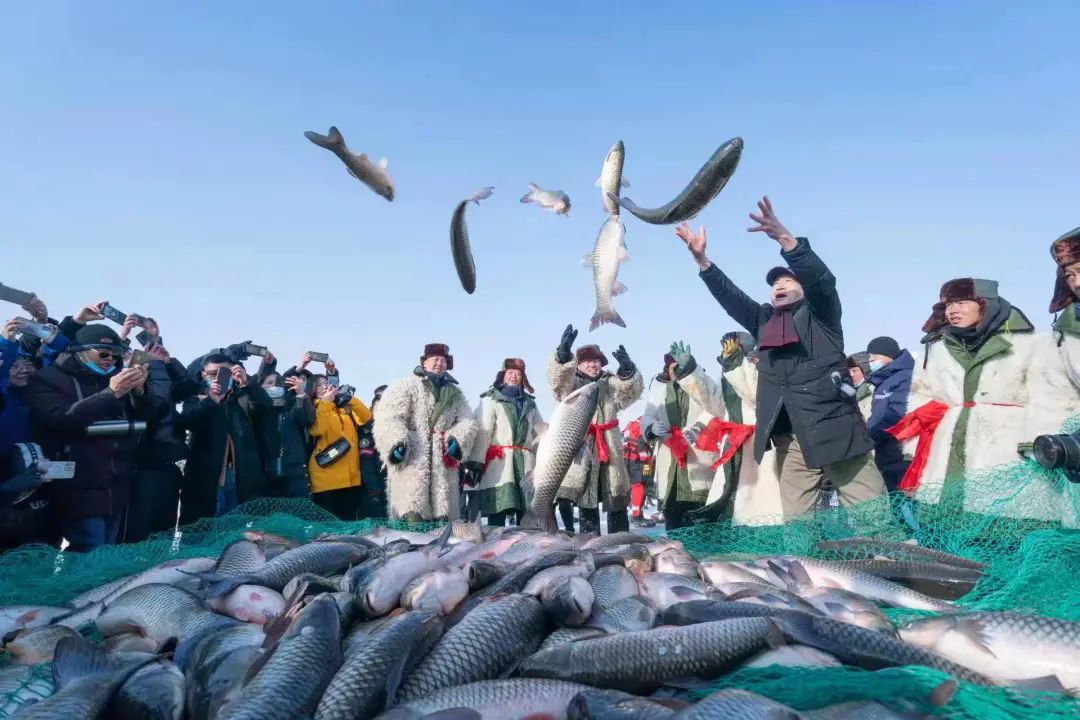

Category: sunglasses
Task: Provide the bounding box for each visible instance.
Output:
[91,349,118,360]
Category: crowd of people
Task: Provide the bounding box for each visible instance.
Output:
[2,198,1079,554]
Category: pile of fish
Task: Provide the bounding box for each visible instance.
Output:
[1,528,1077,719]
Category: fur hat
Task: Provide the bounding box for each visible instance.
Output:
[1049,227,1080,313]
[846,351,871,378]
[420,343,453,371]
[921,278,998,333]
[575,344,608,367]
[494,357,534,394]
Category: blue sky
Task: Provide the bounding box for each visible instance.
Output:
[2,2,1078,418]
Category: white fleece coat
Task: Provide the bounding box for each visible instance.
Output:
[547,354,644,510]
[466,388,545,512]
[908,331,1080,523]
[374,372,479,521]
[640,377,716,504]
[678,359,784,525]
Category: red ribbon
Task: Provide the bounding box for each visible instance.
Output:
[588,420,620,463]
[695,418,755,472]
[482,444,531,471]
[887,400,1022,493]
[662,426,690,469]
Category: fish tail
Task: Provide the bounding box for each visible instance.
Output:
[196,572,253,599]
[520,508,558,534]
[304,126,345,151]
[590,309,626,331]
[519,190,535,204]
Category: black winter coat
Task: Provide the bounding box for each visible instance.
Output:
[698,238,873,469]
[260,393,314,492]
[178,384,272,522]
[24,356,162,521]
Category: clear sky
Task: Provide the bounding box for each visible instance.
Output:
[2,2,1078,419]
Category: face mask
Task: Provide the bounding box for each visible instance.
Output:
[266,386,286,399]
[869,360,885,373]
[82,359,112,376]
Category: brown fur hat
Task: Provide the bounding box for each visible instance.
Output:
[1049,227,1080,313]
[494,357,533,394]
[922,278,998,333]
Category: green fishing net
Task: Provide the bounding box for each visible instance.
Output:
[1,445,1079,718]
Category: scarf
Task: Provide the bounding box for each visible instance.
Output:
[426,371,451,400]
[758,306,799,351]
[943,297,1013,352]
[499,383,527,417]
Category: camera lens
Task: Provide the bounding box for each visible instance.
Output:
[1034,435,1066,469]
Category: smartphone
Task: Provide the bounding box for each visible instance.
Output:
[128,313,149,328]
[101,303,127,325]
[14,317,56,341]
[0,283,35,307]
[41,461,76,481]
[308,351,329,363]
[243,343,268,358]
[215,366,234,393]
[135,329,154,348]
[129,349,148,367]
[327,375,341,388]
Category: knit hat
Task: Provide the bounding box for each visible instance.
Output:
[420,343,454,371]
[866,336,901,360]
[575,344,608,367]
[765,266,799,286]
[1049,227,1080,313]
[72,324,123,351]
[922,278,998,333]
[494,357,534,394]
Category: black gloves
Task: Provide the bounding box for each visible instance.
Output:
[461,461,484,488]
[613,345,635,379]
[557,324,578,364]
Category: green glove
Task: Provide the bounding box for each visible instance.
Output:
[670,341,693,371]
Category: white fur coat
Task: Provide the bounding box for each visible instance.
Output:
[640,376,716,504]
[678,359,784,525]
[547,353,643,510]
[908,331,1080,522]
[374,372,478,521]
[466,390,545,508]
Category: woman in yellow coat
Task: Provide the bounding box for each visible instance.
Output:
[308,382,373,520]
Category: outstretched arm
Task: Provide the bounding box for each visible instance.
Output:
[677,223,765,336]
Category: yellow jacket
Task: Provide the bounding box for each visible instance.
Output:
[308,396,373,494]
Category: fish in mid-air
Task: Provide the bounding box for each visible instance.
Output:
[304,126,395,201]
[614,136,743,225]
[520,183,571,215]
[451,187,492,295]
[596,140,630,215]
[467,186,494,205]
[583,215,629,331]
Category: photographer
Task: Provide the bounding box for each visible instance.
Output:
[0,445,50,550]
[308,381,372,520]
[24,323,159,552]
[178,354,272,522]
[259,371,314,498]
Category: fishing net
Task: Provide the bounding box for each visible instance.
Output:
[1,439,1079,717]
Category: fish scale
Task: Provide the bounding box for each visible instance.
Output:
[213,540,267,576]
[395,593,547,702]
[519,617,774,692]
[93,584,237,650]
[590,565,640,612]
[674,688,804,719]
[767,556,954,612]
[202,542,368,597]
[377,679,607,720]
[450,197,479,294]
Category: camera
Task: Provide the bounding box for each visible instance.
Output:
[335,384,356,407]
[1032,430,1080,483]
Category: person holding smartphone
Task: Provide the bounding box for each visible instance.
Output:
[23,323,159,552]
[307,381,372,520]
[178,354,272,523]
[258,371,314,499]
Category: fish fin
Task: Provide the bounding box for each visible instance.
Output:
[594,176,603,188]
[196,573,253,599]
[326,126,344,145]
[1010,675,1069,693]
[519,192,534,203]
[612,281,628,296]
[658,677,712,691]
[347,168,360,180]
[780,559,815,592]
[581,252,593,267]
[765,619,788,649]
[621,178,630,188]
[617,246,629,262]
[432,521,455,551]
[378,157,388,169]
[381,647,412,710]
[823,601,850,616]
[51,635,113,687]
[670,586,703,601]
[928,679,958,707]
[955,618,999,658]
[589,310,626,332]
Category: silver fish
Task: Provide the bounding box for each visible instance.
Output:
[743,644,843,669]
[594,544,653,575]
[655,547,699,578]
[217,594,343,720]
[699,559,780,588]
[359,544,451,617]
[108,661,185,720]
[520,383,601,532]
[596,140,629,215]
[183,626,266,719]
[793,586,896,635]
[523,555,595,596]
[377,679,605,720]
[587,595,657,634]
[813,537,985,571]
[67,556,216,611]
[400,567,471,615]
[569,689,681,720]
[198,541,369,598]
[589,565,641,613]
[451,194,482,295]
[520,182,571,215]
[1,625,80,664]
[519,617,774,692]
[397,594,548,702]
[765,556,954,613]
[541,576,595,627]
[613,137,743,225]
[213,540,268,576]
[581,532,653,552]
[672,688,803,719]
[304,126,395,201]
[94,584,237,651]
[206,584,286,625]
[662,599,786,626]
[637,572,714,611]
[584,215,629,331]
[898,611,1080,694]
[467,186,495,205]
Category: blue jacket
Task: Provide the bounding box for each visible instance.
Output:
[866,349,914,489]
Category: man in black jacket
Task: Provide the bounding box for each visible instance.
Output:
[178,353,272,523]
[676,196,886,518]
[24,323,160,551]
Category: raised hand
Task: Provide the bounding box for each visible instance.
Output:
[747,196,796,250]
[670,341,693,370]
[75,301,106,324]
[675,223,710,271]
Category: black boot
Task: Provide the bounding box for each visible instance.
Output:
[606,509,630,533]
[557,499,576,534]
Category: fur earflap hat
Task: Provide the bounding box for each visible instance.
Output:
[575,344,608,367]
[1049,227,1080,313]
[922,278,998,333]
[494,357,534,394]
[420,343,453,370]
